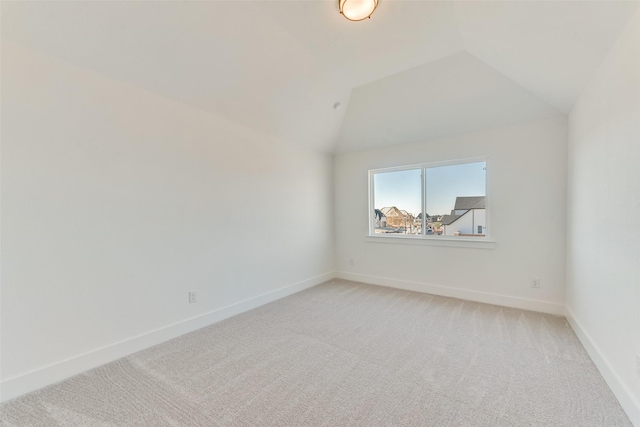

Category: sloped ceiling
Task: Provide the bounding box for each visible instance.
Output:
[2,1,638,153]
[339,51,561,152]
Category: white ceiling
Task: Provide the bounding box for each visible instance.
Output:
[2,1,638,153]
[339,51,561,152]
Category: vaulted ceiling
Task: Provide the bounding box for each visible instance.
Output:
[2,1,638,153]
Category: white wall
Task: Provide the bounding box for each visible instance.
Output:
[335,116,567,315]
[0,42,335,401]
[565,8,640,425]
[443,209,485,236]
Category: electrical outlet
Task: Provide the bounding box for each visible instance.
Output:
[636,354,640,378]
[349,259,355,266]
[531,279,540,288]
[189,291,197,304]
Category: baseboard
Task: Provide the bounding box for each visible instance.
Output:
[565,306,640,426]
[0,271,336,403]
[336,271,564,316]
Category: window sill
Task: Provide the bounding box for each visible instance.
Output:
[366,235,496,249]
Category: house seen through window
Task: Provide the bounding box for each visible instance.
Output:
[370,160,487,238]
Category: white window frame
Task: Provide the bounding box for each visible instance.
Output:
[368,157,495,249]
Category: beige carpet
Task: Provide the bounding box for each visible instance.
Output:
[0,279,631,426]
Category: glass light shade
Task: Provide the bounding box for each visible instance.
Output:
[339,0,378,21]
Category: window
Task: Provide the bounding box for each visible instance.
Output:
[369,158,488,239]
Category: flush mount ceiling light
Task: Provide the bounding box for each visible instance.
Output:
[339,0,378,21]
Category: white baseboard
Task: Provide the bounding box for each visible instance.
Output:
[565,306,640,426]
[337,271,565,316]
[0,271,336,403]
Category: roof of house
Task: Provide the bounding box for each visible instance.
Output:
[440,214,461,225]
[454,196,485,210]
[380,207,402,217]
[374,209,386,220]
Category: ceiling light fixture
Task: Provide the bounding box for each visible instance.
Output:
[339,0,378,21]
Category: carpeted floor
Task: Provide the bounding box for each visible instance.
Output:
[0,279,631,426]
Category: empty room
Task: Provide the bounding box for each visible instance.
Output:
[1,0,639,425]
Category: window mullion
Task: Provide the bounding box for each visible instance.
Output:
[422,167,427,236]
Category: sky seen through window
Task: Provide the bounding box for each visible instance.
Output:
[373,162,486,217]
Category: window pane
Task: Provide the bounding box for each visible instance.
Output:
[426,161,486,237]
[373,169,422,236]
